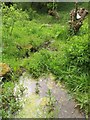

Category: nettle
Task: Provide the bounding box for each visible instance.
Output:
[2,3,29,36]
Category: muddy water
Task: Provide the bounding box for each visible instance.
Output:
[14,73,85,118]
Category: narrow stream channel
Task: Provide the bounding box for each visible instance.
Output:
[14,73,85,118]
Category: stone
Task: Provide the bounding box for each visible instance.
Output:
[16,43,33,51]
[48,9,60,19]
[0,63,11,77]
[24,44,33,50]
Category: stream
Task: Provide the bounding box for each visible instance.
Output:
[14,73,85,118]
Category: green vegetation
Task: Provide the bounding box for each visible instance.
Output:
[1,2,89,118]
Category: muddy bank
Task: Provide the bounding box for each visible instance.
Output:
[14,73,85,118]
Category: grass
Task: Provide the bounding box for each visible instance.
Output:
[1,3,89,118]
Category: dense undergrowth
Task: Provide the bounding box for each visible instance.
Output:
[1,3,89,118]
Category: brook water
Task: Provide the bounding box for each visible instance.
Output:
[14,73,85,118]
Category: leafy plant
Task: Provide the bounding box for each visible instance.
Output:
[2,3,29,36]
[1,81,19,118]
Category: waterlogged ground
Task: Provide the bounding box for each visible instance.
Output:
[14,73,85,118]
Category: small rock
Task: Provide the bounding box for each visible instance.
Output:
[0,63,11,77]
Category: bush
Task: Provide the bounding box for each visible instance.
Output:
[66,34,89,72]
[2,3,29,36]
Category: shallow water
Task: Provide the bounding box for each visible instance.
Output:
[14,73,85,118]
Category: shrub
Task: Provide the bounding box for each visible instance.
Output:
[2,3,29,36]
[1,81,20,118]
